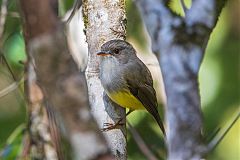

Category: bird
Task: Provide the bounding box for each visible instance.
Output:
[97,39,165,135]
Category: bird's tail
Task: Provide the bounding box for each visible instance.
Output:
[155,114,166,136]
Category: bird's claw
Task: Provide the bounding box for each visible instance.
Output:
[101,122,124,132]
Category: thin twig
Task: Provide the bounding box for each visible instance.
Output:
[204,127,221,143]
[207,110,240,152]
[0,0,8,40]
[66,0,82,23]
[0,77,23,98]
[0,51,25,105]
[127,120,159,160]
[1,53,17,81]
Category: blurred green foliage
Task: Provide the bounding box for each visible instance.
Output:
[168,0,192,16]
[0,0,239,159]
[3,32,26,70]
[0,125,25,160]
[0,0,21,42]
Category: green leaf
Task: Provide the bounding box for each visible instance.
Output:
[0,124,25,160]
[3,32,27,69]
[168,0,192,17]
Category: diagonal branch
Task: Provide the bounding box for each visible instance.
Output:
[207,111,240,152]
[127,121,159,160]
[0,51,17,81]
[0,77,23,98]
[66,0,82,23]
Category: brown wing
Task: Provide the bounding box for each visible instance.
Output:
[125,62,165,135]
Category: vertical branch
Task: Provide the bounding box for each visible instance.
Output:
[20,0,113,159]
[136,0,226,159]
[83,0,127,159]
[0,0,8,41]
[27,67,58,159]
[20,0,60,159]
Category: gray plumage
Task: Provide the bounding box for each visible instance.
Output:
[98,39,165,135]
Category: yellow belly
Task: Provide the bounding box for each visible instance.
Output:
[107,90,145,110]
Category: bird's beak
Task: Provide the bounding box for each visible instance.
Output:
[96,51,112,56]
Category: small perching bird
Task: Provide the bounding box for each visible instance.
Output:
[97,39,165,135]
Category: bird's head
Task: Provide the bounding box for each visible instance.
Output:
[97,39,136,64]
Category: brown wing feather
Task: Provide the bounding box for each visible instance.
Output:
[125,58,165,135]
[127,80,165,135]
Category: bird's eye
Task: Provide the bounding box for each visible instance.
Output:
[114,49,120,54]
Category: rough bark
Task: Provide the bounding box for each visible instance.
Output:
[20,0,113,159]
[83,0,127,159]
[26,65,59,160]
[136,0,226,159]
[21,0,60,159]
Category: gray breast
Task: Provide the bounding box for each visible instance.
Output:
[99,57,127,93]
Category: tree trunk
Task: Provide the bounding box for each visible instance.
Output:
[136,0,226,159]
[83,0,127,159]
[20,0,113,159]
[25,64,59,160]
[22,0,60,159]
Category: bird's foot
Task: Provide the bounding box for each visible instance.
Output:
[101,120,124,132]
